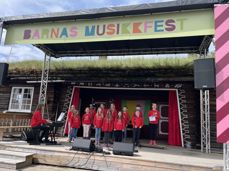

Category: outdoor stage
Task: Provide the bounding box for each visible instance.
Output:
[0,138,223,171]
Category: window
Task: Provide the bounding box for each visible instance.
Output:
[8,87,34,112]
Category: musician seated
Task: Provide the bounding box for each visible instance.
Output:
[30,104,52,143]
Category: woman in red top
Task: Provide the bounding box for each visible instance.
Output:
[114,111,125,142]
[102,110,113,147]
[100,103,107,117]
[148,103,160,145]
[122,106,130,142]
[82,107,91,138]
[132,110,144,147]
[30,104,50,142]
[69,109,81,142]
[93,107,104,145]
[67,105,75,141]
[110,103,118,120]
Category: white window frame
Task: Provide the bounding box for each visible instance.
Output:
[8,87,34,113]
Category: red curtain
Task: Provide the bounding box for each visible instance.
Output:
[64,87,80,135]
[71,87,80,109]
[168,90,182,146]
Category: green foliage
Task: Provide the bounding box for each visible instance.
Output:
[9,57,196,72]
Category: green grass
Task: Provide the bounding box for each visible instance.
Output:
[9,57,198,72]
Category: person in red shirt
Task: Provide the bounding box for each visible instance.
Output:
[114,111,125,142]
[122,106,130,142]
[102,110,113,147]
[93,107,104,145]
[30,104,50,142]
[67,105,75,141]
[100,103,107,117]
[110,103,118,120]
[132,110,144,147]
[69,109,81,142]
[136,105,143,117]
[89,104,96,122]
[110,103,117,141]
[148,103,160,145]
[82,107,91,139]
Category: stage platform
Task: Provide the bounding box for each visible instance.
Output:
[0,138,224,171]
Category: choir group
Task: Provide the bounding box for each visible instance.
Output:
[67,102,160,147]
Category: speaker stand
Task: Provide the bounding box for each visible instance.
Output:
[200,89,210,153]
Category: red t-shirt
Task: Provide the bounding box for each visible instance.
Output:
[89,108,96,121]
[31,111,47,127]
[114,118,125,131]
[101,108,108,117]
[67,110,73,121]
[111,110,118,120]
[148,109,160,124]
[132,116,144,128]
[102,117,113,132]
[123,111,130,127]
[70,115,81,128]
[93,114,103,128]
[82,113,91,125]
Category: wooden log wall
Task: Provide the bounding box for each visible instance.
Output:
[0,83,56,120]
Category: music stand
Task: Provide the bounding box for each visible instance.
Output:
[48,112,65,144]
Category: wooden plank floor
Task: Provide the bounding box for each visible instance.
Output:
[0,138,224,171]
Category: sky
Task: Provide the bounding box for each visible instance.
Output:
[0,0,212,62]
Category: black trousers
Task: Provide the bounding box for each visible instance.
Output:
[149,124,158,140]
[32,124,50,141]
[133,128,141,146]
[104,132,111,145]
[114,130,123,142]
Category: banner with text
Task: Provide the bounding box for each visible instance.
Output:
[5,9,214,45]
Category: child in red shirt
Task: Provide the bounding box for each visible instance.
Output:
[114,111,125,142]
[93,107,104,145]
[132,110,144,147]
[89,104,96,122]
[82,107,91,138]
[102,110,113,147]
[122,106,130,142]
[67,105,75,141]
[69,109,81,142]
[148,103,160,145]
[100,103,107,117]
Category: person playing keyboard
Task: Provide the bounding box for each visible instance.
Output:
[30,103,51,143]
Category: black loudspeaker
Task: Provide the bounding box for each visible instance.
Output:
[72,138,95,152]
[0,63,8,85]
[113,142,134,156]
[194,58,216,89]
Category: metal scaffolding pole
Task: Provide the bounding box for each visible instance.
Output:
[39,53,51,119]
[200,89,211,153]
[224,144,229,171]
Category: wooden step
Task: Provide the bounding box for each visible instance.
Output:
[0,150,34,170]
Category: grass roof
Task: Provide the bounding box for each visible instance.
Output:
[9,57,198,72]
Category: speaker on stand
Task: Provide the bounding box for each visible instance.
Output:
[194,58,216,89]
[194,58,215,153]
